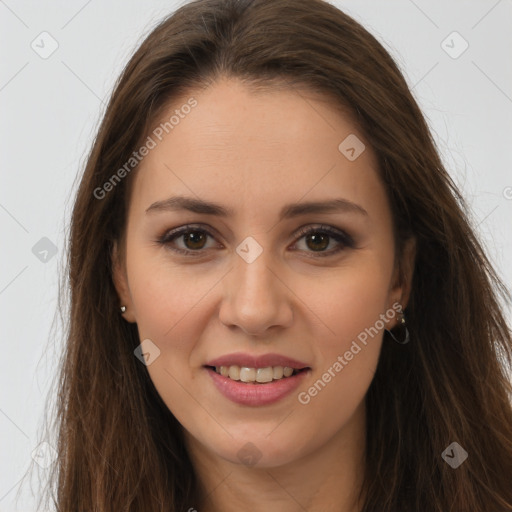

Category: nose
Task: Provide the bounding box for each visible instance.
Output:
[218,247,294,336]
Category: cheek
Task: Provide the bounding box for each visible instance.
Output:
[293,254,393,350]
[127,248,214,342]
[290,256,391,424]
[126,256,213,421]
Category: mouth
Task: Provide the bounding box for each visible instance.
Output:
[205,365,309,384]
[203,364,311,406]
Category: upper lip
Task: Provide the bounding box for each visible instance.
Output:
[204,352,310,370]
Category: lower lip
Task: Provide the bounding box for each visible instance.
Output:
[205,367,310,406]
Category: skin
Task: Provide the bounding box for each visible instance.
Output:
[113,77,416,511]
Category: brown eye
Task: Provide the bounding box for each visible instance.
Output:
[304,232,330,252]
[182,230,208,250]
[158,223,354,258]
[293,225,355,257]
[158,225,217,255]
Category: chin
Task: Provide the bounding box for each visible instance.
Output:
[202,429,308,469]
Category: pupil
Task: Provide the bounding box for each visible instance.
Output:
[307,233,328,251]
[184,231,205,249]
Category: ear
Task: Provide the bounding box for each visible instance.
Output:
[389,236,416,314]
[112,239,136,323]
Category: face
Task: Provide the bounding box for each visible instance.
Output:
[113,77,414,469]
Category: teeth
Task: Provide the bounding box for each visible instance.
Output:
[228,366,240,381]
[256,367,273,383]
[273,366,284,379]
[240,367,256,382]
[213,365,301,383]
[283,366,294,377]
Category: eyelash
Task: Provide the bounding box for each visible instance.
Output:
[156,223,355,258]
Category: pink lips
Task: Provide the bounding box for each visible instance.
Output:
[206,368,310,406]
[204,352,309,370]
[204,352,311,407]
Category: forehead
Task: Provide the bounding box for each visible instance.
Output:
[129,77,385,221]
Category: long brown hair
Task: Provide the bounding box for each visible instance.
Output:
[30,0,512,510]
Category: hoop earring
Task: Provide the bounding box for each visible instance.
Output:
[385,310,410,344]
[120,305,126,314]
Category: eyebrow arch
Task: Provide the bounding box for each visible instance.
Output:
[145,195,368,219]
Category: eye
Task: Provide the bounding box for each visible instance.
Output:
[157,223,355,257]
[291,224,355,257]
[157,224,217,256]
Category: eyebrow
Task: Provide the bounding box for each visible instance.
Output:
[145,195,368,220]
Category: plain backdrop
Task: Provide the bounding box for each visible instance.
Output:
[1,1,511,510]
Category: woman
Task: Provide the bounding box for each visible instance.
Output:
[37,0,512,510]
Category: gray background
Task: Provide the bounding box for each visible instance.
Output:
[1,0,511,510]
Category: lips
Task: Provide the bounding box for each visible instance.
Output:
[205,366,310,406]
[203,352,312,406]
[204,352,310,370]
